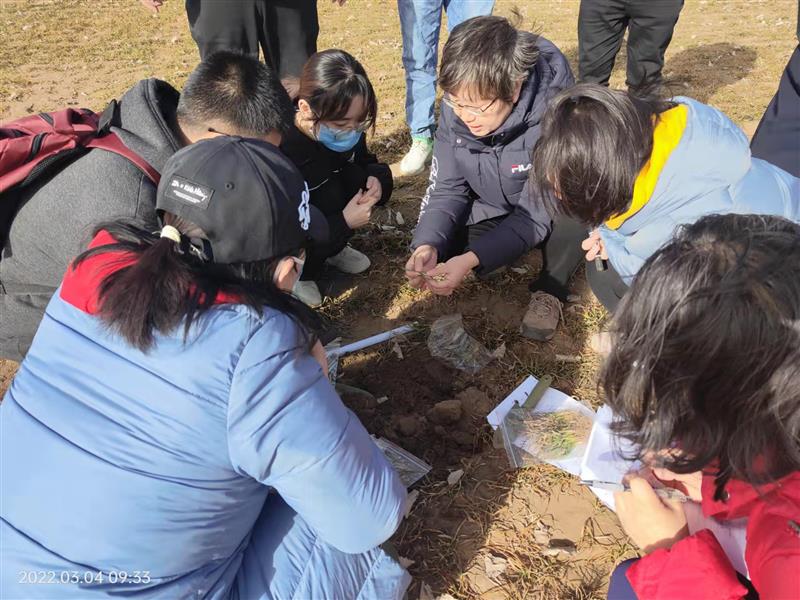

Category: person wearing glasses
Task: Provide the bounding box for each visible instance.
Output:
[281,49,393,306]
[405,15,576,342]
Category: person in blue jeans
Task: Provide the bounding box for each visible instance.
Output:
[396,0,495,176]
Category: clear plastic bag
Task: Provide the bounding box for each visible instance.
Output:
[497,406,594,469]
[427,313,496,374]
[373,437,432,488]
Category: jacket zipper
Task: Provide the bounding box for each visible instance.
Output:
[26,133,47,163]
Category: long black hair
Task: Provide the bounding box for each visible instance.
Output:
[532,84,675,226]
[298,49,377,132]
[601,213,800,499]
[73,215,321,352]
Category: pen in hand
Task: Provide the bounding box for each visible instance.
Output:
[579,479,689,502]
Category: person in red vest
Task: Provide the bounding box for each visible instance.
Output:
[600,213,800,599]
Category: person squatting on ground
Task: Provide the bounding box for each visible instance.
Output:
[599,213,800,600]
[395,0,495,176]
[532,83,800,314]
[578,0,684,92]
[0,137,411,600]
[281,49,393,307]
[0,51,295,361]
[405,14,578,342]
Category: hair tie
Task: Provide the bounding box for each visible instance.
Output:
[159,225,182,244]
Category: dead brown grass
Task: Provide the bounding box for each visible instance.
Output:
[1,0,797,598]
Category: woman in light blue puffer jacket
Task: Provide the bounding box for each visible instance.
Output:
[533,84,800,311]
[0,137,410,600]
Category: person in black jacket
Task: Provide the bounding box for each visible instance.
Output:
[404,15,578,341]
[750,2,800,177]
[281,50,392,306]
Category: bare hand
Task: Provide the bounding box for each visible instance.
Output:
[581,230,608,262]
[425,252,479,296]
[651,468,704,503]
[405,245,438,288]
[343,190,379,229]
[614,476,689,554]
[139,0,163,13]
[363,176,382,204]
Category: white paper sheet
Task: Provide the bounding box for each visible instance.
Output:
[685,502,749,576]
[581,405,749,576]
[580,404,639,510]
[486,376,595,476]
[488,389,749,576]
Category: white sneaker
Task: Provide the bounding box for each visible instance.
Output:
[398,137,433,176]
[293,280,323,307]
[326,245,371,274]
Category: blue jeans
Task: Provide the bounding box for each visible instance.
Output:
[608,559,639,599]
[398,0,495,138]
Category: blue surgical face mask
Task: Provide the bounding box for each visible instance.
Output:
[316,124,361,152]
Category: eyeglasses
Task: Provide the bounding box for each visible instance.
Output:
[309,110,370,136]
[322,122,369,139]
[441,95,498,117]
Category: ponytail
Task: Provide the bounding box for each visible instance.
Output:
[73,219,321,352]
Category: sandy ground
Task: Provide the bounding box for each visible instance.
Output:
[1,1,797,597]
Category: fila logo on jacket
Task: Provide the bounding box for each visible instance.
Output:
[511,163,532,174]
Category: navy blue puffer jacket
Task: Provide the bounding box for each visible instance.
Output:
[411,37,574,273]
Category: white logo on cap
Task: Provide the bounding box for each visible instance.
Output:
[298,181,311,231]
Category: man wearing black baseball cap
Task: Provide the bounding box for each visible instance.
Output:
[1,134,411,600]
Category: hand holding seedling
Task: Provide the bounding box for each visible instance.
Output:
[425,252,479,296]
[362,176,382,204]
[614,476,689,554]
[405,245,438,288]
[343,189,380,229]
[582,230,608,262]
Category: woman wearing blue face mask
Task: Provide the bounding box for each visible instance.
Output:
[281,49,393,306]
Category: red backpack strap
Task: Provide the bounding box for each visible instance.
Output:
[85,99,160,185]
[86,135,161,185]
[0,106,159,192]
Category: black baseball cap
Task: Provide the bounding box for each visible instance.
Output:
[156,136,326,264]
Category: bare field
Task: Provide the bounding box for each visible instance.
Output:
[1,1,797,597]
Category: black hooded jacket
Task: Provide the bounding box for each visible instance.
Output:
[280,125,393,256]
